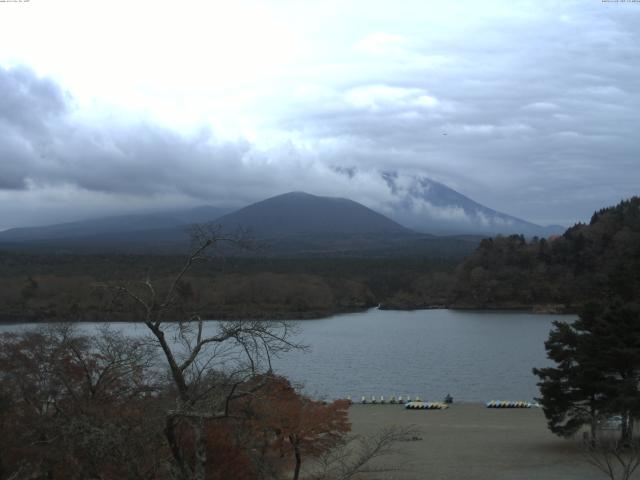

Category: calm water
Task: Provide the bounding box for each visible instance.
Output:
[0,309,571,402]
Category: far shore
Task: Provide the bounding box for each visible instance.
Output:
[348,403,602,480]
[380,303,577,315]
[0,304,577,325]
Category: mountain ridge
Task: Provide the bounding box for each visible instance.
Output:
[0,205,232,242]
[0,183,564,254]
[382,174,564,236]
[0,191,477,257]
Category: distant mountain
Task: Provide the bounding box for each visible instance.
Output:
[0,205,232,243]
[208,192,480,257]
[0,192,481,258]
[215,191,411,237]
[382,174,565,237]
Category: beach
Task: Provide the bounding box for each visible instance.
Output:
[348,404,607,480]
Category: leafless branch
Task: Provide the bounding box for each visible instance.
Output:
[308,425,421,480]
[583,436,640,480]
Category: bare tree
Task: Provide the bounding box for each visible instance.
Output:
[108,224,303,480]
[0,324,165,480]
[583,436,640,480]
[307,425,421,480]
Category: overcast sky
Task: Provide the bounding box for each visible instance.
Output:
[0,0,638,230]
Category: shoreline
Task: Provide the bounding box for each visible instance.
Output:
[380,303,576,315]
[0,304,576,324]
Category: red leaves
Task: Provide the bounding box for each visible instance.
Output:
[0,329,166,480]
[238,375,351,469]
[0,331,350,480]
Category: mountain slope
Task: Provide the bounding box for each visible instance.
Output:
[0,191,486,257]
[0,192,443,256]
[215,191,412,237]
[382,174,564,236]
[0,205,232,242]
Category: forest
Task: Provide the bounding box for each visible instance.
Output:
[0,254,457,322]
[449,197,640,311]
[1,197,639,321]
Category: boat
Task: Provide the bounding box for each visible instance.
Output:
[405,401,448,410]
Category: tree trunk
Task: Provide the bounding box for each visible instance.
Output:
[590,402,598,445]
[621,412,634,444]
[165,415,189,480]
[290,436,301,480]
[193,417,207,480]
[590,416,598,445]
[148,324,189,401]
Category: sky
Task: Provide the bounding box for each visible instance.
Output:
[0,0,639,230]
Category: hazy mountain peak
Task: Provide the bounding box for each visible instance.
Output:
[383,173,564,236]
[267,191,352,203]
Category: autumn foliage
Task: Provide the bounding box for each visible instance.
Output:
[240,376,351,479]
[0,329,351,480]
[0,327,166,480]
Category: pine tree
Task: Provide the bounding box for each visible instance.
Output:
[534,299,640,443]
[533,319,607,441]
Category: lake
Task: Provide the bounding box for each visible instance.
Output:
[0,308,571,402]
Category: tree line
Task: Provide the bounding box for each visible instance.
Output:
[451,197,640,310]
[0,253,458,322]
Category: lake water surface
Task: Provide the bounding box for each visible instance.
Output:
[0,309,572,402]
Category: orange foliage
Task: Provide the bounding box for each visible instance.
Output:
[205,423,256,480]
[237,375,351,478]
[0,331,349,480]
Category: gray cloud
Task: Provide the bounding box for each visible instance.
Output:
[0,66,251,200]
[260,2,640,224]
[0,66,388,228]
[0,1,639,229]
[0,65,67,133]
[0,66,69,190]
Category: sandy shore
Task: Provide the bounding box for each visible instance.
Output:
[348,404,608,480]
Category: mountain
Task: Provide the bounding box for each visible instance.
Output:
[382,174,565,236]
[0,177,565,251]
[210,192,481,257]
[215,191,411,237]
[0,192,410,245]
[0,205,232,243]
[0,192,480,257]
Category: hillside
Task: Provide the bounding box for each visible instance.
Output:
[446,197,640,310]
[0,192,482,257]
[215,191,411,237]
[0,205,231,242]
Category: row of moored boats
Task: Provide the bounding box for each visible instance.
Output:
[348,395,537,409]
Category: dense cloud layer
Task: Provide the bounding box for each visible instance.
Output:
[0,66,399,228]
[262,2,640,225]
[0,1,638,230]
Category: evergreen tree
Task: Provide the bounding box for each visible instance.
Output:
[581,300,640,442]
[534,299,640,442]
[533,319,607,441]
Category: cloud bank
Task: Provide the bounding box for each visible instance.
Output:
[0,0,639,229]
